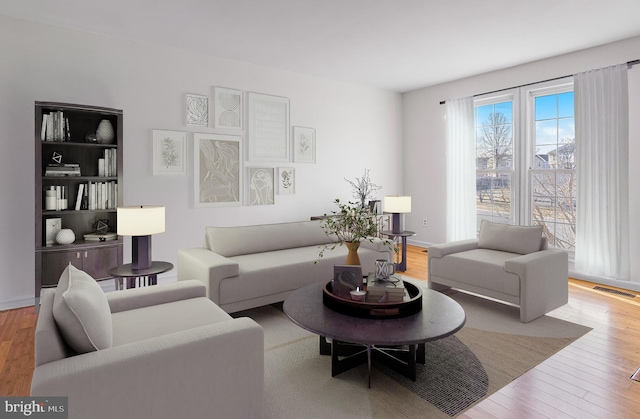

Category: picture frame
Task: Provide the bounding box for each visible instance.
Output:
[45,218,62,246]
[247,167,275,205]
[186,93,209,127]
[332,265,364,299]
[247,92,290,162]
[214,87,243,130]
[277,167,295,195]
[152,130,187,176]
[194,133,242,207]
[292,126,316,163]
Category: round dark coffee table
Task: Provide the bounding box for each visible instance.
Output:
[283,277,466,387]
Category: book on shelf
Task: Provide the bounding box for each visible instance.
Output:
[41,111,70,142]
[83,232,117,242]
[85,181,118,210]
[45,164,81,176]
[74,184,85,211]
[101,149,117,177]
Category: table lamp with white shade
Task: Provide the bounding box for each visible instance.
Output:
[383,196,411,234]
[117,205,165,270]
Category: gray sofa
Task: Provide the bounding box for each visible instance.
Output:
[32,265,264,419]
[428,220,568,322]
[178,220,393,313]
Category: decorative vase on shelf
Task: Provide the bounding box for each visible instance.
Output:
[345,241,361,265]
[96,119,114,144]
[55,229,75,245]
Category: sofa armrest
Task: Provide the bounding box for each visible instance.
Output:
[178,248,239,304]
[428,239,479,259]
[504,249,569,322]
[360,237,394,260]
[106,280,206,313]
[31,317,264,419]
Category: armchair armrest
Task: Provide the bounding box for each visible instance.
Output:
[106,280,206,313]
[428,239,479,259]
[504,249,568,322]
[31,317,264,419]
[178,248,239,304]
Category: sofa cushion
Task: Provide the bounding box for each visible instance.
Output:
[477,220,543,255]
[52,264,113,353]
[111,297,231,346]
[430,249,521,297]
[205,220,336,257]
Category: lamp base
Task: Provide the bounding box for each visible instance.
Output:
[132,235,152,270]
[391,213,402,234]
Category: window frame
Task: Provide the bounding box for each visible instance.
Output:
[472,78,575,251]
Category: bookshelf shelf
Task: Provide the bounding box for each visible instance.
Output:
[35,102,123,301]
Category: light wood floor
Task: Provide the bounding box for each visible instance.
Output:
[2,245,640,418]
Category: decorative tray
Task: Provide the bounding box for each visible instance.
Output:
[322,280,422,319]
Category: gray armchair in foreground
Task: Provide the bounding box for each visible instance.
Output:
[31,265,264,419]
[428,220,568,323]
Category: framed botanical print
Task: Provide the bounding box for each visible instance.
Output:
[292,126,316,163]
[152,130,187,176]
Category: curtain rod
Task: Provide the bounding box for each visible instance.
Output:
[439,59,639,105]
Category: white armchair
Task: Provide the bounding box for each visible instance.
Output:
[31,265,264,419]
[428,221,568,323]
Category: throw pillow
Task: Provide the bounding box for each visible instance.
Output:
[477,220,544,255]
[53,263,113,353]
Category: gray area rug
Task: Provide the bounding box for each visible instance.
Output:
[233,288,591,419]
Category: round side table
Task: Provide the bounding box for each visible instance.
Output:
[109,261,174,290]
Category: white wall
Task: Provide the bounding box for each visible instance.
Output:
[0,16,403,309]
[403,36,640,289]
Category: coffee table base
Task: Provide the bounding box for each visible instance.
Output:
[319,336,425,387]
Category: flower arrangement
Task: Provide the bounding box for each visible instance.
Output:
[317,199,381,261]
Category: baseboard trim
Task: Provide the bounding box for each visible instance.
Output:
[0,296,36,311]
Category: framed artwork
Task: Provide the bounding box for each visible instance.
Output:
[214,87,243,130]
[186,93,209,127]
[194,133,242,207]
[278,167,295,195]
[247,93,290,162]
[332,265,364,299]
[152,130,187,176]
[292,126,316,163]
[247,167,275,205]
[45,217,62,246]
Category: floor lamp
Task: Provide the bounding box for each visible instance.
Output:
[117,205,165,270]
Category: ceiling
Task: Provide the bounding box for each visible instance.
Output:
[2,0,640,92]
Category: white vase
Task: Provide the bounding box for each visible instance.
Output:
[96,119,114,144]
[55,229,75,245]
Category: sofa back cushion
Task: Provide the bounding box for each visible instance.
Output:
[206,220,336,257]
[477,220,544,255]
[53,264,113,354]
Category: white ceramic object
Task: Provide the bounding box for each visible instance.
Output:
[349,289,366,302]
[55,229,75,245]
[96,119,114,144]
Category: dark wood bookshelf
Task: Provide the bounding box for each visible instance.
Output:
[34,102,123,302]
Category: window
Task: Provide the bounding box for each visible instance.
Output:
[475,98,514,226]
[530,90,575,249]
[474,81,575,250]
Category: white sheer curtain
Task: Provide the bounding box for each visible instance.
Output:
[574,64,630,280]
[445,97,476,241]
